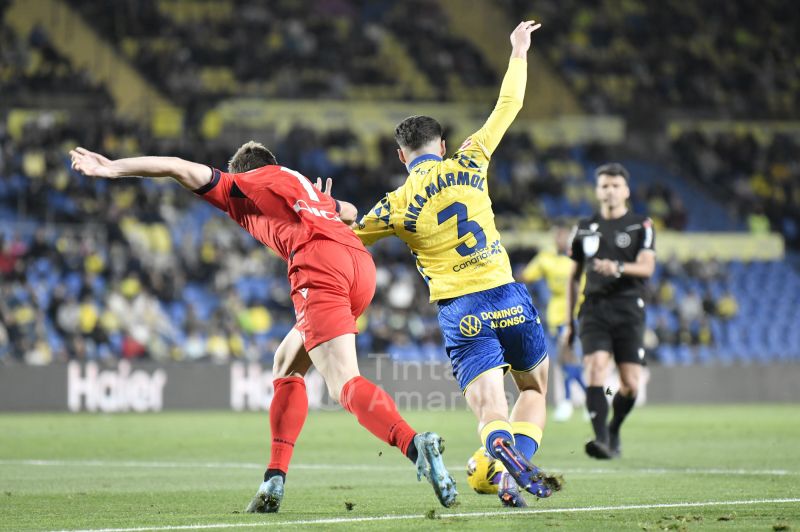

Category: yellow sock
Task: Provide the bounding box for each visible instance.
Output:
[480,420,514,457]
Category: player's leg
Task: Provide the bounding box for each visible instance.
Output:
[509,359,548,460]
[296,242,456,507]
[246,328,312,513]
[557,326,587,419]
[268,328,312,480]
[473,283,557,500]
[551,361,573,422]
[464,367,513,454]
[463,367,526,506]
[308,333,457,507]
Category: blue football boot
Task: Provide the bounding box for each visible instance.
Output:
[245,476,284,513]
[414,432,458,507]
[491,437,562,498]
[498,471,528,507]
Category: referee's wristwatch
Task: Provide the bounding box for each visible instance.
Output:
[615,261,625,278]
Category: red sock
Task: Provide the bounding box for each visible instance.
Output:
[339,376,417,456]
[268,376,308,474]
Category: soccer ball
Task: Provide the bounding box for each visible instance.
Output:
[466,447,502,494]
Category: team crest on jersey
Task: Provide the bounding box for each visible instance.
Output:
[615,232,632,248]
[459,315,482,337]
[582,235,600,257]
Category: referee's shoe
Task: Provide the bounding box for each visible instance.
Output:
[584,439,614,460]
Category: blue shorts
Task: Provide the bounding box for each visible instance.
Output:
[437,282,548,392]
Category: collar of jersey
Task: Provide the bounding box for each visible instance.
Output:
[406,154,442,172]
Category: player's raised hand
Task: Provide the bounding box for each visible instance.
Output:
[69,147,118,178]
[314,177,333,196]
[510,20,541,57]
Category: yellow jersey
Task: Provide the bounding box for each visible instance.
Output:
[355,58,528,301]
[521,250,584,335]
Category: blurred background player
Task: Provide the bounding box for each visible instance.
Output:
[519,220,587,422]
[355,21,560,508]
[565,163,656,459]
[69,143,458,510]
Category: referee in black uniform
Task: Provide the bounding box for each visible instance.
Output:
[565,163,655,459]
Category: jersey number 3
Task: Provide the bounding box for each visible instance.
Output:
[437,202,486,256]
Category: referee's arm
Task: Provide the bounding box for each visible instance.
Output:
[565,259,583,346]
[592,250,655,278]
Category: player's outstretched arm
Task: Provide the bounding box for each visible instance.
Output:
[70,147,213,190]
[462,21,541,160]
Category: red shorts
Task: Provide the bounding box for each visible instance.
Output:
[288,239,376,351]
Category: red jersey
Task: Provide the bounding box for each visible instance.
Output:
[194,166,367,261]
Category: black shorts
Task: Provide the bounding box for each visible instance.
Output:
[579,295,645,365]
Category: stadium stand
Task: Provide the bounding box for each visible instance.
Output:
[671,129,800,248]
[503,0,800,118]
[1,0,798,367]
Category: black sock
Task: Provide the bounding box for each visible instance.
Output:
[609,392,636,435]
[586,386,609,443]
[264,468,286,483]
[405,438,419,464]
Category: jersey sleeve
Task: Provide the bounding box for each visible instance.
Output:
[354,193,396,246]
[192,168,233,212]
[452,58,526,170]
[521,255,544,283]
[568,224,584,263]
[639,217,656,253]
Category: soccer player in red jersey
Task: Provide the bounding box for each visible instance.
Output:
[69,142,457,512]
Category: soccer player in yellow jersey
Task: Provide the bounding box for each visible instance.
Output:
[356,21,560,508]
[520,220,587,422]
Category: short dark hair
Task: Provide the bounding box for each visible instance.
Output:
[594,162,630,182]
[394,115,443,151]
[228,141,277,173]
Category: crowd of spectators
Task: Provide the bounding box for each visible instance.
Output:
[68,0,494,106]
[0,22,110,106]
[0,110,600,365]
[648,257,737,355]
[503,0,800,119]
[68,0,397,120]
[671,130,800,248]
[2,0,797,365]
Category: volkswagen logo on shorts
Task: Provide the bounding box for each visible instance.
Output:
[459,315,482,337]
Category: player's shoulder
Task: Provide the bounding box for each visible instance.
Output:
[449,138,489,172]
[229,164,281,186]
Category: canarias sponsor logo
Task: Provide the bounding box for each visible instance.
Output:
[459,315,482,337]
[452,240,503,272]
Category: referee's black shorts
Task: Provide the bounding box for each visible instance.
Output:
[579,295,646,365]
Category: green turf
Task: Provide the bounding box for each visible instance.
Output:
[1,405,798,531]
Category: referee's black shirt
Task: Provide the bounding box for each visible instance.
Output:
[569,211,655,299]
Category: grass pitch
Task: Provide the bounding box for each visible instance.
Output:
[1,404,798,531]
